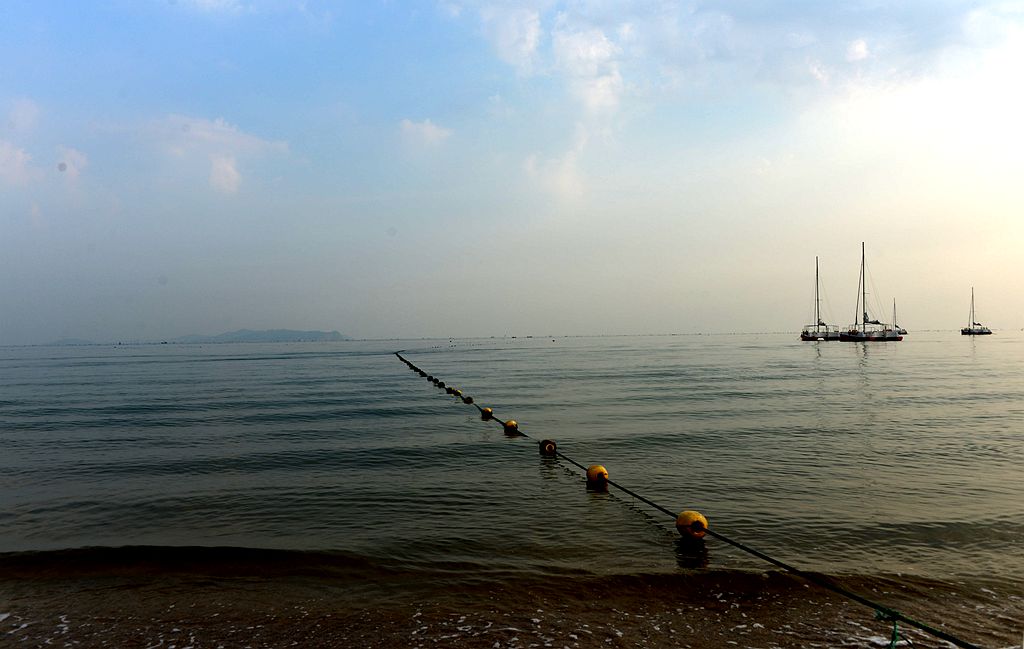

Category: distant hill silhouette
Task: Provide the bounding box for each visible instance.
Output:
[173,329,350,343]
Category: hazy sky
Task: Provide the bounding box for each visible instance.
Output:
[2,1,1022,344]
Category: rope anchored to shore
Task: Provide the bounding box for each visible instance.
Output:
[393,351,983,649]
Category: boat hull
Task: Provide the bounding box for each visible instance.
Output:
[800,332,840,341]
[839,330,903,342]
[963,290,991,336]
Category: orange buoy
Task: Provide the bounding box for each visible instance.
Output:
[503,419,520,435]
[675,510,708,540]
[481,407,493,421]
[586,464,609,491]
[539,439,557,456]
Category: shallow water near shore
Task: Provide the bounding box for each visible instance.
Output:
[1,332,1022,646]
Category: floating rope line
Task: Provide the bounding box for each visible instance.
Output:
[393,352,982,649]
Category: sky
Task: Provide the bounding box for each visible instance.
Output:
[2,1,1023,344]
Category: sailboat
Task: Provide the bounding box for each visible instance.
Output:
[839,242,903,342]
[800,256,840,341]
[893,300,907,335]
[960,287,992,335]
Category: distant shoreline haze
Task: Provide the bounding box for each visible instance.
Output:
[36,327,1019,347]
[46,329,351,346]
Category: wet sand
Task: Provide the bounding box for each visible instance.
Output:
[3,566,1018,648]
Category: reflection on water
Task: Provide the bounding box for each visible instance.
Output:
[674,537,709,570]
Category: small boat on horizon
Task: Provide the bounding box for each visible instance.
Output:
[800,256,840,341]
[839,242,903,342]
[893,299,907,335]
[961,287,992,336]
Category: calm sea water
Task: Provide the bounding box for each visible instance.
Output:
[1,333,1022,644]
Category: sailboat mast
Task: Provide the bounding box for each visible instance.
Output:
[860,242,866,327]
[970,286,975,326]
[815,256,820,328]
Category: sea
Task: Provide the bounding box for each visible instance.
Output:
[1,332,1021,648]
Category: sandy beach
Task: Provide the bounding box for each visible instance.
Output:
[3,564,1017,648]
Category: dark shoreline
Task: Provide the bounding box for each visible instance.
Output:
[2,552,1017,648]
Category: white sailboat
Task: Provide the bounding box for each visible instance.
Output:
[960,287,992,336]
[800,256,840,341]
[893,300,907,335]
[839,242,903,342]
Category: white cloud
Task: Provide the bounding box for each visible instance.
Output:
[7,98,40,134]
[209,154,241,193]
[524,123,588,202]
[846,38,870,62]
[400,118,453,145]
[158,114,287,157]
[439,2,463,18]
[786,31,818,49]
[553,26,624,113]
[808,59,830,84]
[0,140,36,185]
[553,26,618,77]
[480,6,542,74]
[577,70,624,113]
[145,114,286,193]
[56,146,88,179]
[618,22,636,44]
[183,0,244,13]
[488,94,515,118]
[524,150,583,202]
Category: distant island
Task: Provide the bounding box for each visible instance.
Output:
[173,329,350,343]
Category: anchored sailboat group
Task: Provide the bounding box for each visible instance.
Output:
[801,242,904,342]
[801,243,992,342]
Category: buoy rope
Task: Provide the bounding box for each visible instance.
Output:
[392,352,982,649]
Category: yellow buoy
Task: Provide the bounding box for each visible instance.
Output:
[503,419,519,435]
[539,439,557,456]
[586,464,609,491]
[675,510,708,540]
[445,386,454,394]
[453,389,462,397]
[481,407,493,421]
